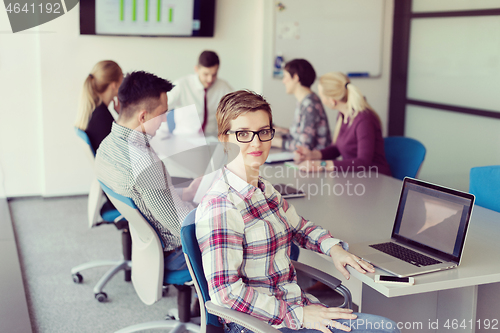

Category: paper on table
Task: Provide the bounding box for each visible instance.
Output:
[265,151,295,164]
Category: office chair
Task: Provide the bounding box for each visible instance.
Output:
[167,109,176,132]
[384,136,426,180]
[180,209,352,333]
[71,128,132,302]
[99,181,199,333]
[469,165,500,213]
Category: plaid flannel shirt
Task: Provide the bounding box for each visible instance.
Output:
[196,167,346,329]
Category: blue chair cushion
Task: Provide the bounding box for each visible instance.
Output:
[164,269,192,285]
[101,209,123,223]
[469,166,500,213]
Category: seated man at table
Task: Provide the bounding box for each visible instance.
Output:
[159,50,233,136]
[95,70,200,270]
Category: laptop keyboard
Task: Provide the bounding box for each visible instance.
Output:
[369,242,442,267]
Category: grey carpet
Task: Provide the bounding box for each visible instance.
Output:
[9,195,350,333]
[9,196,180,333]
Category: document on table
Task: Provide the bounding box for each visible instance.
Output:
[265,151,295,164]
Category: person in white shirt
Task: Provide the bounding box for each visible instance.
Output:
[165,50,233,136]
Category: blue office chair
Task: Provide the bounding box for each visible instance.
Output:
[99,181,199,333]
[469,165,500,213]
[384,136,426,180]
[167,109,176,132]
[72,128,132,302]
[180,210,352,333]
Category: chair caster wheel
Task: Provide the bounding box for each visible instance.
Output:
[95,292,108,302]
[72,273,83,284]
[165,314,176,321]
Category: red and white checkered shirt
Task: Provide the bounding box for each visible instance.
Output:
[196,167,346,329]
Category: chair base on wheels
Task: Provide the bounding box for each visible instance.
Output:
[115,284,199,333]
[71,260,132,302]
[71,228,132,302]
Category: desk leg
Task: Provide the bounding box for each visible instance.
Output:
[360,284,478,333]
[361,284,437,332]
[477,282,500,333]
[436,285,477,333]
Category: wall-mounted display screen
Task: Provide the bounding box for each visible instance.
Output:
[80,0,215,37]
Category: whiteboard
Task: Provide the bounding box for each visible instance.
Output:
[274,0,385,78]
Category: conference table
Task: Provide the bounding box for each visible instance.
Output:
[151,134,500,333]
[261,163,500,333]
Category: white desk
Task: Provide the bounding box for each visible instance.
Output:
[263,165,500,333]
[150,132,220,179]
[148,134,500,332]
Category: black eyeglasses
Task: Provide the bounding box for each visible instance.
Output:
[227,128,275,143]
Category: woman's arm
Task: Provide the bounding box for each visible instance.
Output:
[320,145,341,161]
[196,199,304,328]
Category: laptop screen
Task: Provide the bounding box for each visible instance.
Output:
[392,178,474,262]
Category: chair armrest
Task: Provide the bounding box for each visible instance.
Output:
[205,301,281,333]
[292,260,341,289]
[292,260,352,309]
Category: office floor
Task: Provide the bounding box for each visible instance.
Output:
[9,195,346,333]
[9,196,178,333]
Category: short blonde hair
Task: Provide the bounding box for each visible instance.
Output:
[216,90,273,140]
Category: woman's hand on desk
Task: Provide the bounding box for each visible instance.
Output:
[303,305,355,333]
[330,244,375,280]
[294,146,321,163]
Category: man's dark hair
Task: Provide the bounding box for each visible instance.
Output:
[118,71,173,119]
[198,50,220,68]
[284,59,316,88]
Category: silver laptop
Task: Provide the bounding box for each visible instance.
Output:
[349,177,475,277]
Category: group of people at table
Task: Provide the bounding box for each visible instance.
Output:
[74,51,398,333]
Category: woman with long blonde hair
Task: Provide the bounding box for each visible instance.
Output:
[75,60,123,152]
[294,72,391,176]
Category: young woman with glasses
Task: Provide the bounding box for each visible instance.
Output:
[195,90,400,333]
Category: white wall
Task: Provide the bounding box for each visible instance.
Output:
[262,0,395,137]
[0,0,394,197]
[0,19,44,197]
[0,0,265,197]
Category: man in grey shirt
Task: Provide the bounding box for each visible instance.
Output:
[95,71,199,269]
